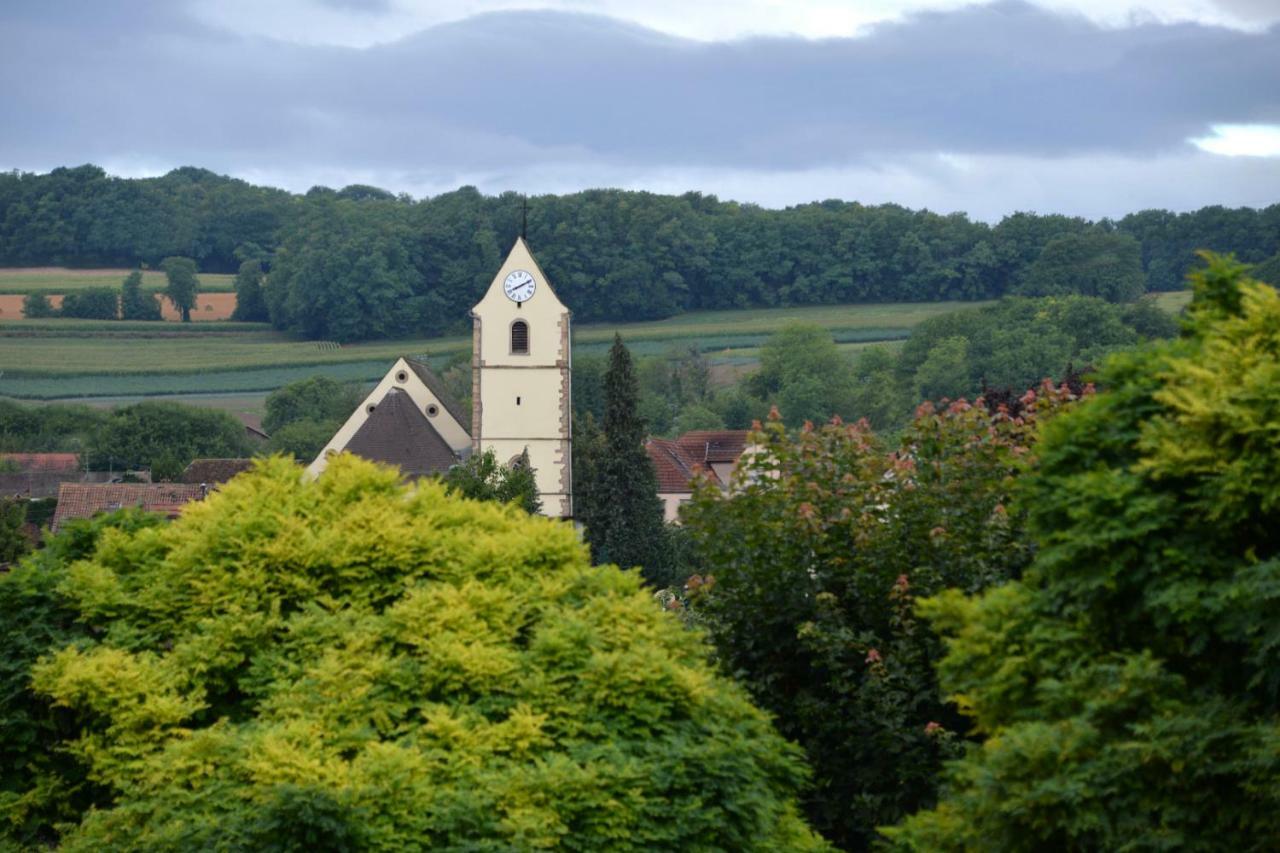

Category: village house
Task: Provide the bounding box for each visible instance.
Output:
[645,430,753,522]
[51,482,206,532]
[0,452,116,499]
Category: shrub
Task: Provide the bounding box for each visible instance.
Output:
[57,288,118,320]
[21,292,57,318]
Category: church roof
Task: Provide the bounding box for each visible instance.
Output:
[405,358,469,432]
[344,387,460,477]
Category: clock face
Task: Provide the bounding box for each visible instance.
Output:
[503,269,536,303]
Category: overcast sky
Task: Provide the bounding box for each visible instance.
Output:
[2,0,1278,220]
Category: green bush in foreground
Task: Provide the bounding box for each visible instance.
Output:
[886,254,1280,849]
[6,455,826,850]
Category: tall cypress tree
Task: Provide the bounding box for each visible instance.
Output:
[579,335,669,584]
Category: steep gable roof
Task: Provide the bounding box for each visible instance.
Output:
[646,438,707,494]
[406,358,469,433]
[52,482,205,531]
[344,387,460,477]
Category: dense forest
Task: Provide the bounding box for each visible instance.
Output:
[2,165,1278,340]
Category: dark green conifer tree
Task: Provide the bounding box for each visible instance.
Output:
[579,335,670,584]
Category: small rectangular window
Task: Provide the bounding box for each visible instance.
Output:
[516,396,522,406]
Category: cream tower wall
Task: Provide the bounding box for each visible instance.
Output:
[471,238,572,517]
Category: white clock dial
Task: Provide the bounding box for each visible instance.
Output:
[503,269,536,302]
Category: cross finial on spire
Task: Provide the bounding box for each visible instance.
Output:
[521,195,528,240]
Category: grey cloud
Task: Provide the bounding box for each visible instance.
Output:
[0,1,1277,215]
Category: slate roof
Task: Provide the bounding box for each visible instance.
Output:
[345,387,461,477]
[406,358,470,433]
[1,453,80,473]
[180,458,255,485]
[52,482,205,531]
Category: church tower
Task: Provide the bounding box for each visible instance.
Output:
[471,238,572,517]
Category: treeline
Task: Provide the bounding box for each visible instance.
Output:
[2,165,1278,340]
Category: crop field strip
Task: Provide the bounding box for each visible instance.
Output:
[0,267,236,293]
[0,292,1189,400]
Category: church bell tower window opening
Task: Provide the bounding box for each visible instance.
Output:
[511,320,529,354]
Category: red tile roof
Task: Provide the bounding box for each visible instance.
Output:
[675,430,751,464]
[1,453,81,473]
[646,430,752,495]
[52,482,206,531]
[646,439,701,494]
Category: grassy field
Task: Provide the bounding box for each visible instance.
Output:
[0,292,1188,401]
[0,267,236,293]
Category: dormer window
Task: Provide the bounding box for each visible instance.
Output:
[511,320,529,354]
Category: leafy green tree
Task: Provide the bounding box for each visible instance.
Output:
[577,336,670,585]
[160,256,199,322]
[1120,294,1180,339]
[748,324,855,427]
[683,386,1080,850]
[1020,231,1146,302]
[87,401,249,478]
[887,255,1280,850]
[119,270,161,320]
[231,259,269,322]
[262,375,363,435]
[912,336,970,402]
[264,418,338,462]
[0,498,29,563]
[673,403,724,434]
[9,455,826,850]
[1252,252,1280,286]
[21,292,56,319]
[0,401,104,453]
[442,448,541,514]
[848,346,910,431]
[58,288,117,320]
[0,509,166,846]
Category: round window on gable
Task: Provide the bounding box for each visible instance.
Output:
[426,403,439,417]
[395,370,408,383]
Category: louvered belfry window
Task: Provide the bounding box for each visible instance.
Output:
[511,320,529,354]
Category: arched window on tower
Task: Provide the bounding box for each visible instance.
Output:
[511,320,529,354]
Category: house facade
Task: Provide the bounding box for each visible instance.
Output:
[645,430,752,522]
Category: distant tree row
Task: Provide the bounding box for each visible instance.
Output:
[2,165,1278,340]
[19,260,202,322]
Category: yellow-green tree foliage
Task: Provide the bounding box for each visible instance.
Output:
[885,254,1280,850]
[15,455,826,850]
